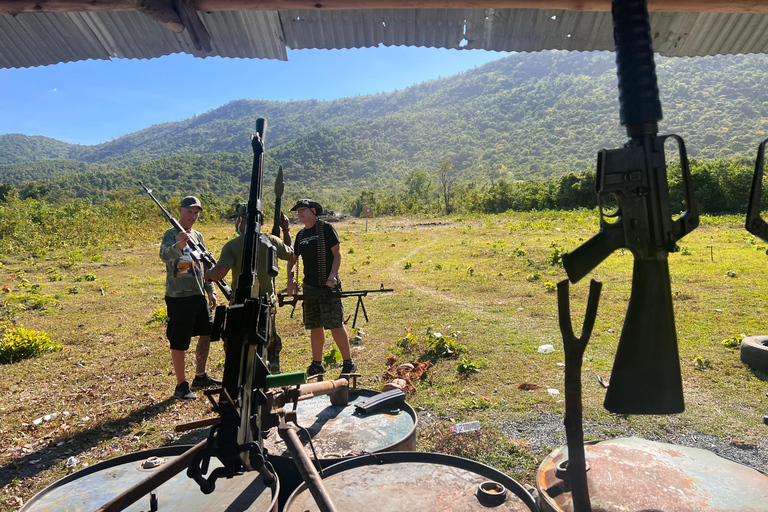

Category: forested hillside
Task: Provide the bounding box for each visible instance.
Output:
[3,51,768,199]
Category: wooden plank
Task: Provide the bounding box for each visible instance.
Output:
[2,0,768,16]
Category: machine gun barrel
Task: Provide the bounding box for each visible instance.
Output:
[139,181,232,301]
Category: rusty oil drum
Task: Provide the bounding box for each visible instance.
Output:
[21,445,278,512]
[283,451,540,511]
[263,388,417,503]
[536,437,768,511]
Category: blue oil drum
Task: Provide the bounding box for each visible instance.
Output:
[283,451,540,511]
[263,388,417,505]
[21,445,278,512]
[536,437,768,511]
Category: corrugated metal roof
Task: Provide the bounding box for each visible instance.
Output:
[0,9,285,68]
[3,7,768,69]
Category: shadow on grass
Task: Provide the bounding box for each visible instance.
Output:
[0,397,177,489]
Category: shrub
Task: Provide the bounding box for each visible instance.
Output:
[146,308,168,327]
[0,326,62,364]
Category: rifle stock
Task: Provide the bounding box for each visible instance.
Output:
[603,257,684,414]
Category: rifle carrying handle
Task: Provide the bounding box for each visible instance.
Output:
[660,134,700,241]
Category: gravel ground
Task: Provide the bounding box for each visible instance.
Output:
[499,409,768,477]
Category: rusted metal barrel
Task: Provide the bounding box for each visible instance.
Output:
[284,451,539,511]
[536,437,768,511]
[21,445,278,512]
[263,388,417,505]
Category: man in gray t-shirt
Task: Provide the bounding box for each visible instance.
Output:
[159,196,221,401]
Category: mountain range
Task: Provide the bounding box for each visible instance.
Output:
[2,50,768,202]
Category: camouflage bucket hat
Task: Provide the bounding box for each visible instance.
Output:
[229,203,247,219]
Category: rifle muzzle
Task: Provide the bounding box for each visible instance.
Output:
[604,257,684,414]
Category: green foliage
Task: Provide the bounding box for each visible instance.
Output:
[323,344,342,367]
[693,354,712,370]
[722,333,745,349]
[397,330,419,352]
[457,356,479,375]
[146,308,168,327]
[0,325,62,364]
[426,327,465,358]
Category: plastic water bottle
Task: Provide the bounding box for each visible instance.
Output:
[450,420,481,433]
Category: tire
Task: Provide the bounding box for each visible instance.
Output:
[740,335,768,374]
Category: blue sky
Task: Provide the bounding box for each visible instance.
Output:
[0,46,508,146]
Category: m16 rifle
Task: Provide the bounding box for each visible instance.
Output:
[139,181,232,302]
[277,285,394,328]
[560,0,699,415]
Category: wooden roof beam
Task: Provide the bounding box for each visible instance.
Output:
[2,0,768,15]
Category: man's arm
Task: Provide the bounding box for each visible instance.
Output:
[280,213,292,248]
[159,228,183,263]
[327,244,342,289]
[205,265,230,283]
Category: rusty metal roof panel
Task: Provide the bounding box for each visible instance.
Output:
[280,8,768,57]
[6,8,768,69]
[0,9,285,69]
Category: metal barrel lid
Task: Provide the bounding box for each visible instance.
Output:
[21,445,278,512]
[263,388,417,460]
[536,437,768,512]
[284,451,540,512]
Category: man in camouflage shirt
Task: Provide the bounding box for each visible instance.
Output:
[159,196,222,401]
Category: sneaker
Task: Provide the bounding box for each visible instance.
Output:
[306,362,326,377]
[174,381,196,401]
[340,360,358,376]
[191,373,223,390]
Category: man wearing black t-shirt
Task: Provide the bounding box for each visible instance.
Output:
[286,199,357,377]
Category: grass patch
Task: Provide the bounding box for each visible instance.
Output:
[0,212,766,510]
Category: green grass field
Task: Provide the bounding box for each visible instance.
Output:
[1,210,766,510]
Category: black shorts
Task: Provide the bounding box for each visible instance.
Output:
[165,295,213,351]
[302,295,345,330]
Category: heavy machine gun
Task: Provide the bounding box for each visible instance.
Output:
[99,119,343,512]
[560,0,699,415]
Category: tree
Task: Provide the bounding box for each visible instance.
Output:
[434,158,456,214]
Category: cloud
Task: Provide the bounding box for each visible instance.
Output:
[50,87,57,93]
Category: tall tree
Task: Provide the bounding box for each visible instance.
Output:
[435,158,456,214]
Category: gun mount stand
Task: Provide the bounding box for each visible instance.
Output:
[555,279,602,512]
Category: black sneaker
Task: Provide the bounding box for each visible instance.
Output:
[306,362,326,377]
[340,360,357,376]
[174,382,196,401]
[191,373,222,390]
